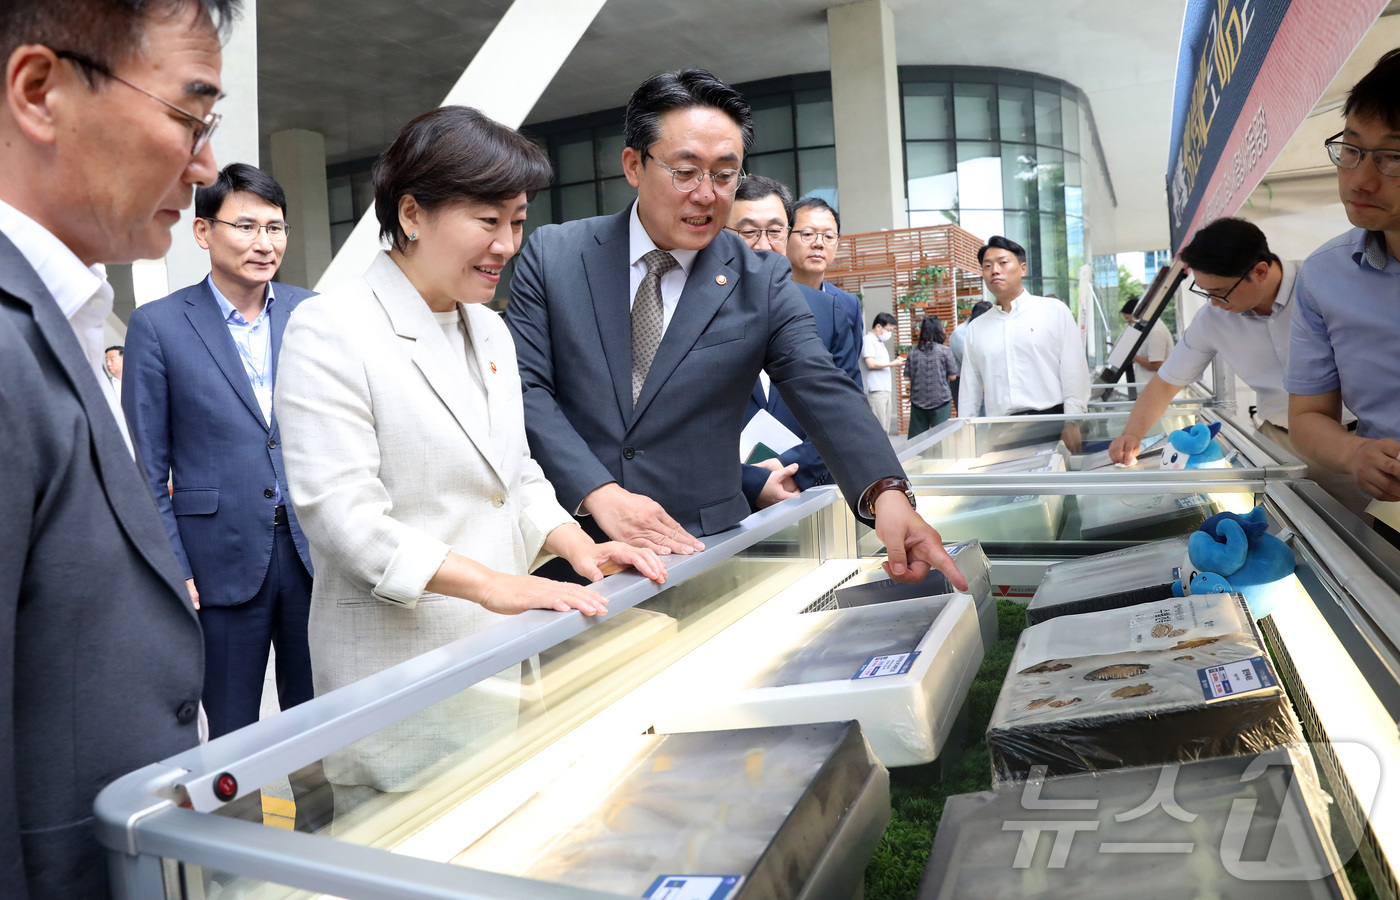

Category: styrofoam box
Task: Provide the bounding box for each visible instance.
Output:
[653,594,984,768]
[919,451,1068,544]
[919,747,1354,899]
[832,541,997,649]
[1026,538,1190,626]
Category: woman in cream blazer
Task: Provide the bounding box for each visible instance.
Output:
[275,107,662,807]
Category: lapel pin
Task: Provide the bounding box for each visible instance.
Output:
[489,362,497,374]
[715,274,727,285]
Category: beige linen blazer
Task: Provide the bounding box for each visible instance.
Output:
[275,252,574,790]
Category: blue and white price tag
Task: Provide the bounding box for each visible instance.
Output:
[853,651,920,679]
[1198,656,1276,700]
[643,875,741,900]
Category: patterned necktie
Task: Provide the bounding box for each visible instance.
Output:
[631,249,678,405]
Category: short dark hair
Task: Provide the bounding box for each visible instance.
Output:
[373,106,552,253]
[792,196,841,233]
[733,174,793,224]
[917,316,945,349]
[977,235,1027,265]
[873,311,897,329]
[196,163,286,219]
[0,1,238,80]
[967,300,993,323]
[1344,48,1400,132]
[1121,296,1140,316]
[105,345,123,355]
[624,67,754,157]
[1178,217,1278,278]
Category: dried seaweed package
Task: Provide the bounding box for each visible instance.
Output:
[453,722,889,900]
[988,593,1301,783]
[1026,538,1191,626]
[918,747,1354,899]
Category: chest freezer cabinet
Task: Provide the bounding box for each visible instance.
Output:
[988,593,1300,782]
[919,747,1355,900]
[1026,538,1190,625]
[651,594,984,767]
[831,540,997,648]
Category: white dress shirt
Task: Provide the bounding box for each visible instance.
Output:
[958,290,1091,417]
[1158,260,1299,426]
[1141,320,1175,363]
[0,198,133,457]
[628,201,698,335]
[861,331,893,393]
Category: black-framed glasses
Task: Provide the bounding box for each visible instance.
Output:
[792,229,839,246]
[643,152,744,195]
[1187,271,1249,302]
[726,225,789,245]
[205,218,289,239]
[55,50,221,156]
[1324,131,1400,177]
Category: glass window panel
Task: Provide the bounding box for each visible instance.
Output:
[959,209,1005,246]
[953,84,996,140]
[1037,146,1065,214]
[599,177,636,216]
[905,142,957,211]
[559,183,596,222]
[1001,210,1031,256]
[797,147,838,207]
[1040,211,1068,284]
[998,85,1034,144]
[596,131,626,178]
[351,172,376,219]
[903,83,952,140]
[525,188,553,230]
[1000,143,1038,211]
[956,142,1003,211]
[327,177,354,223]
[1063,154,1082,190]
[746,152,798,193]
[1034,90,1063,147]
[795,90,835,146]
[330,222,354,256]
[909,209,960,228]
[555,131,594,184]
[1062,97,1082,154]
[751,101,795,153]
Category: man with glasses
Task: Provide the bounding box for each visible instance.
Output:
[726,174,860,511]
[1110,218,1303,466]
[786,196,864,365]
[0,1,236,894]
[123,164,320,769]
[508,68,967,590]
[1287,49,1400,513]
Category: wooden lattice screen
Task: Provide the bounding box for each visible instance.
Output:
[824,224,984,432]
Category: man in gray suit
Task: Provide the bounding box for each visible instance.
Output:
[507,68,963,587]
[0,0,235,895]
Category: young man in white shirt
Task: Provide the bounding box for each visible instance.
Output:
[958,235,1090,447]
[861,311,903,432]
[1118,296,1174,375]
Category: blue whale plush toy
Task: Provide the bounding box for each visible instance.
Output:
[1161,421,1227,468]
[1171,507,1294,616]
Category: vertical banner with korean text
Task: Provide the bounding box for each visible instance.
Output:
[1166,0,1390,253]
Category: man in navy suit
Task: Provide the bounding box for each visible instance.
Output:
[507,68,965,589]
[724,175,860,511]
[123,163,316,742]
[786,196,864,376]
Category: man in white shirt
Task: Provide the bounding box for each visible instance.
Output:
[861,311,903,432]
[1118,296,1174,374]
[958,235,1091,446]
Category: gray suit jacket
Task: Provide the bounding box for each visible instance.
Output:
[0,235,202,898]
[506,205,902,536]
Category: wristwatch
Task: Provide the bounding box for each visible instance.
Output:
[860,476,917,519]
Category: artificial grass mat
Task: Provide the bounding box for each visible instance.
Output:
[862,596,1027,900]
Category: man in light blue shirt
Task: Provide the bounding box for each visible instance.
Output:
[1287,49,1400,504]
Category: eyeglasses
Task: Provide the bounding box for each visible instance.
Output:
[726,225,789,245]
[1187,271,1249,302]
[1324,131,1400,177]
[205,218,289,240]
[643,152,744,195]
[792,229,839,246]
[55,50,221,156]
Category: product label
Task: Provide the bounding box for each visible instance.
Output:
[854,652,920,679]
[1030,465,1053,473]
[1175,495,1207,509]
[1128,596,1223,647]
[1198,656,1276,700]
[1012,494,1037,503]
[643,876,742,900]
[1035,447,1056,456]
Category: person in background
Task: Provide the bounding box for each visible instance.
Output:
[1119,295,1173,374]
[0,0,234,894]
[726,174,860,511]
[948,299,990,412]
[905,316,958,437]
[105,343,124,383]
[861,311,902,434]
[1287,48,1400,516]
[275,106,664,818]
[785,195,863,368]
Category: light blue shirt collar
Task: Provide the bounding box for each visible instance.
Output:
[208,275,276,324]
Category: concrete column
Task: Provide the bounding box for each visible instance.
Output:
[107,263,136,325]
[828,0,905,238]
[270,129,333,289]
[161,0,259,295]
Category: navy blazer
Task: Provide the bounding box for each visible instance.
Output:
[123,279,315,607]
[740,282,862,510]
[0,234,201,898]
[506,205,904,537]
[823,281,865,386]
